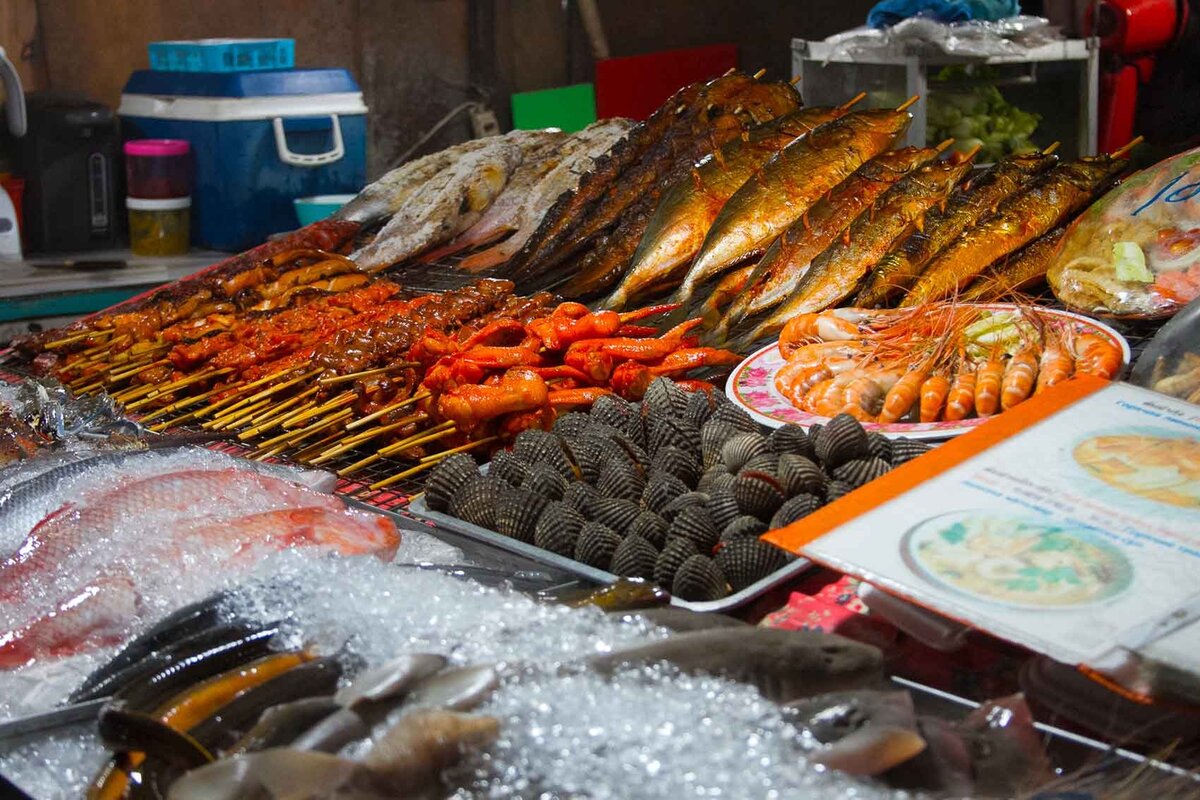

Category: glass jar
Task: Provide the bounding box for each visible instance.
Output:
[127,196,190,256]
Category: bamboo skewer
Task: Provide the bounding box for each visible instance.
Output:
[418,436,496,463]
[193,365,309,419]
[282,391,356,429]
[236,386,323,439]
[317,363,418,387]
[897,95,920,112]
[377,421,455,457]
[309,414,424,464]
[1110,135,1144,158]
[367,433,489,490]
[44,328,112,350]
[204,397,274,430]
[345,392,430,430]
[107,357,170,382]
[209,367,324,421]
[124,368,233,411]
[137,382,231,423]
[253,407,353,452]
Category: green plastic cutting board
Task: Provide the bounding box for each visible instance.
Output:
[511,84,596,132]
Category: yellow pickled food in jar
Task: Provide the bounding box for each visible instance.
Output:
[127,196,190,256]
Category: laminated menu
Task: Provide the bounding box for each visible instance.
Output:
[766,376,1200,701]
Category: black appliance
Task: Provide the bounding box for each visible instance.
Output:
[10,93,120,253]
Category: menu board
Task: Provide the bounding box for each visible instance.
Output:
[766,377,1200,680]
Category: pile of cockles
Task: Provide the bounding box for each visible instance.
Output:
[425,377,932,601]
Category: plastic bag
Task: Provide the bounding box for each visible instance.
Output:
[1048,146,1200,319]
[867,0,1021,28]
[1128,295,1200,404]
[823,16,1061,60]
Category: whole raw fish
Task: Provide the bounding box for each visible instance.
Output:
[599,105,848,311]
[854,150,1058,308]
[456,119,634,272]
[757,152,976,330]
[672,108,914,307]
[961,227,1067,301]
[901,154,1129,307]
[719,146,938,342]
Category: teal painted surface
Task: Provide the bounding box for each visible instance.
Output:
[0,288,146,323]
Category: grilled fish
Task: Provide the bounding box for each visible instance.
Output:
[351,134,528,271]
[762,152,976,326]
[854,150,1058,308]
[599,105,848,310]
[901,154,1130,307]
[673,108,914,307]
[719,146,938,342]
[455,119,634,272]
[961,227,1067,301]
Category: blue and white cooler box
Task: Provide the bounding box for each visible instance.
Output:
[119,69,367,251]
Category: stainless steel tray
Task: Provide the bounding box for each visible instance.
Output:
[407,495,815,613]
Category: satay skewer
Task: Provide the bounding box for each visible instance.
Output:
[345,391,430,430]
[317,362,419,387]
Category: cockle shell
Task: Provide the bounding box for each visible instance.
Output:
[654,537,699,588]
[707,403,759,434]
[701,420,738,469]
[650,445,701,487]
[813,414,870,469]
[683,387,717,426]
[667,505,719,553]
[425,454,481,512]
[450,475,508,528]
[589,497,642,533]
[777,454,827,498]
[522,463,570,501]
[831,457,891,489]
[488,450,530,488]
[553,411,592,439]
[659,491,710,522]
[494,487,549,543]
[642,377,690,419]
[641,473,690,514]
[768,424,815,460]
[716,538,788,592]
[647,415,701,459]
[512,429,579,480]
[596,459,647,502]
[696,465,736,495]
[732,470,786,521]
[534,502,587,556]
[706,490,742,532]
[719,515,768,542]
[769,493,822,528]
[628,511,669,549]
[867,432,893,463]
[890,437,933,466]
[671,555,728,602]
[575,522,623,570]
[610,535,659,580]
[825,480,855,502]
[721,432,772,473]
[562,481,601,516]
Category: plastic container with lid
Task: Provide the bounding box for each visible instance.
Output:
[127,196,190,256]
[124,139,192,199]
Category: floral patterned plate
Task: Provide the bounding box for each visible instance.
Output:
[724,305,1131,440]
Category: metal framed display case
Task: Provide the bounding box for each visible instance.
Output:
[792,38,1099,160]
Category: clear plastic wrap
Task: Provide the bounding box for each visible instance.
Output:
[1129,295,1200,404]
[1049,147,1200,319]
[823,16,1063,61]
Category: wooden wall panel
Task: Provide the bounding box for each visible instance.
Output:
[0,0,45,92]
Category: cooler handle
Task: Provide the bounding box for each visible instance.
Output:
[272,114,344,167]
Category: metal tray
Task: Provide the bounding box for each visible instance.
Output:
[407,495,815,614]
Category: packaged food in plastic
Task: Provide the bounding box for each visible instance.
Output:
[1128,295,1200,404]
[1048,146,1200,319]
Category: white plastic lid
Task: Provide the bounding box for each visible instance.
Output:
[127,196,191,211]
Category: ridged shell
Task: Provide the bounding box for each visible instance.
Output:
[696,465,736,495]
[642,377,689,419]
[650,446,701,487]
[488,450,529,488]
[741,453,779,475]
[590,497,642,534]
[667,505,719,553]
[777,454,827,498]
[513,429,578,480]
[640,473,689,514]
[596,459,647,502]
[806,423,825,455]
[814,414,870,469]
[867,432,893,463]
[707,403,760,434]
[493,487,549,543]
[721,432,771,473]
[610,535,659,580]
[562,481,601,516]
[701,420,738,469]
[590,393,638,432]
[579,433,647,476]
[450,475,508,528]
[567,439,603,484]
[553,411,592,439]
[522,463,570,501]
[628,511,668,549]
[825,480,855,502]
[660,491,710,522]
[671,555,728,602]
[890,437,933,466]
[715,538,788,592]
[647,415,701,459]
[574,522,623,570]
[720,515,768,542]
[769,493,822,528]
[533,502,586,556]
[831,456,891,489]
[654,537,699,588]
[768,424,815,460]
[706,491,742,532]
[424,453,480,512]
[732,470,786,521]
[683,387,716,426]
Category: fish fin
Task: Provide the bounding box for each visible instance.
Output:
[810,726,927,776]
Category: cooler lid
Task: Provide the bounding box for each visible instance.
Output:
[122,69,360,98]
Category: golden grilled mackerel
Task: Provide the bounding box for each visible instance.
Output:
[854,151,1058,308]
[669,108,914,309]
[900,155,1130,308]
[598,105,850,311]
[717,146,939,341]
[961,227,1067,302]
[752,153,977,340]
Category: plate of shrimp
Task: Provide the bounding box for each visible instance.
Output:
[726,303,1131,439]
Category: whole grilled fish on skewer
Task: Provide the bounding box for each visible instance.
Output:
[669,104,917,308]
[901,153,1131,308]
[454,119,634,272]
[853,148,1059,308]
[512,72,802,281]
[718,145,940,342]
[961,227,1067,302]
[762,149,978,325]
[597,103,855,310]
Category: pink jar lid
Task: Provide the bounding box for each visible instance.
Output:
[124,139,191,157]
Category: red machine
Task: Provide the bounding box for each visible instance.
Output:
[1087,0,1190,153]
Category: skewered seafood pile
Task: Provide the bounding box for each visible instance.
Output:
[423,379,931,601]
[773,305,1124,424]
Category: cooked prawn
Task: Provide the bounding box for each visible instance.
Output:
[974,355,1005,416]
[1000,347,1039,410]
[1035,327,1074,392]
[919,373,951,422]
[879,368,928,424]
[944,370,976,421]
[1073,333,1122,379]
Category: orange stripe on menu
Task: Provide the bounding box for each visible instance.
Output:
[762,375,1110,553]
